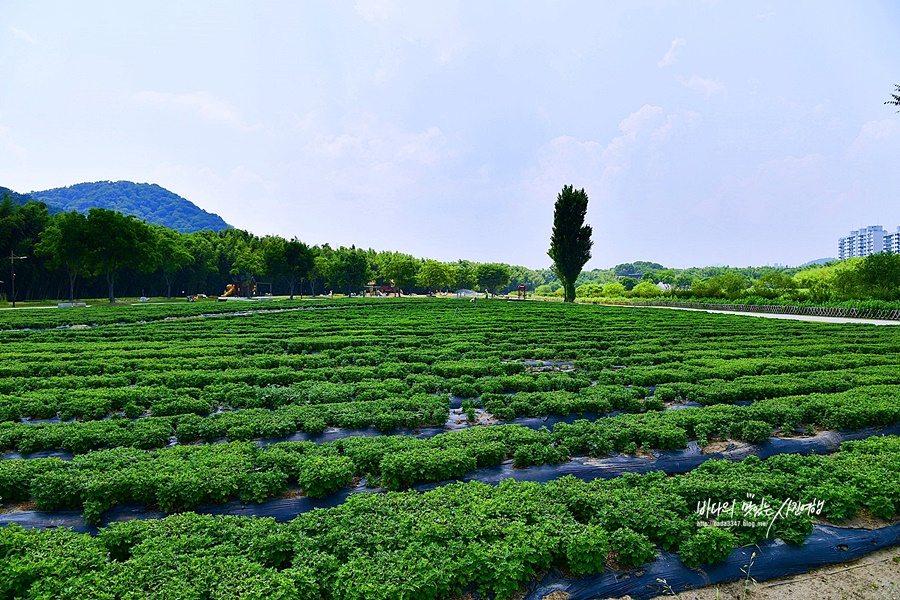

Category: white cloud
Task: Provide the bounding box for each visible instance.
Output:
[266,117,455,240]
[9,26,37,44]
[522,105,706,264]
[301,119,448,168]
[658,38,685,68]
[679,75,728,97]
[645,111,702,177]
[397,127,447,165]
[354,0,395,22]
[649,110,701,146]
[134,91,256,130]
[618,104,663,134]
[848,119,900,155]
[812,101,831,116]
[528,105,671,200]
[760,154,825,178]
[355,0,467,65]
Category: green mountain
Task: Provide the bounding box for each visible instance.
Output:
[24,181,231,233]
[0,186,38,207]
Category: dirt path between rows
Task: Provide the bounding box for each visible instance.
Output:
[667,545,900,600]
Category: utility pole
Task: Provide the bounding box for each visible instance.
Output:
[10,251,27,308]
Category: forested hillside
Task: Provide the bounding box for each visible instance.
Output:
[0,186,37,208]
[28,181,231,233]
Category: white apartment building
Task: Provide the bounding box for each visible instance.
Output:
[838,225,900,260]
[885,227,900,255]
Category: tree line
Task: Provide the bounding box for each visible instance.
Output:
[4,189,897,305]
[560,253,900,303]
[0,194,535,303]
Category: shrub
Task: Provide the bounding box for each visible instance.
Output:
[295,455,355,498]
[512,443,563,468]
[565,525,609,575]
[679,527,737,567]
[469,442,507,467]
[735,420,772,444]
[379,448,476,490]
[609,528,656,567]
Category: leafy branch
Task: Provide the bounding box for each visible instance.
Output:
[887,84,900,112]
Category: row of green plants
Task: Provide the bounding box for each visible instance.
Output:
[4,298,890,365]
[1,300,898,464]
[653,364,900,405]
[0,302,889,364]
[3,434,899,599]
[479,386,659,420]
[3,357,899,456]
[0,295,326,330]
[5,385,899,521]
[0,394,451,454]
[591,354,900,387]
[12,350,893,422]
[3,299,900,429]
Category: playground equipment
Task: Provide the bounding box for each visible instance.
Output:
[217,277,273,301]
[365,279,400,297]
[218,277,257,300]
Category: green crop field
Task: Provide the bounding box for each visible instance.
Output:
[2,298,900,599]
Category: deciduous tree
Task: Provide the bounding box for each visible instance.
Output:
[309,245,333,296]
[750,272,796,299]
[331,246,371,296]
[35,211,90,302]
[264,237,313,299]
[601,282,626,297]
[84,208,159,303]
[284,238,313,299]
[379,252,420,293]
[452,260,477,291]
[153,226,194,298]
[619,276,638,291]
[417,260,455,292]
[857,251,900,300]
[475,263,511,297]
[631,281,664,298]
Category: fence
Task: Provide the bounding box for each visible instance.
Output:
[597,300,900,321]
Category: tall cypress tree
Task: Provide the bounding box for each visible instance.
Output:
[548,185,593,303]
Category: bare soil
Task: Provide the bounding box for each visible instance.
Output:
[530,548,900,600]
[277,488,306,500]
[701,439,753,455]
[823,510,896,531]
[670,546,900,600]
[0,499,38,513]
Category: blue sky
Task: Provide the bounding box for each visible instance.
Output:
[2,1,899,269]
